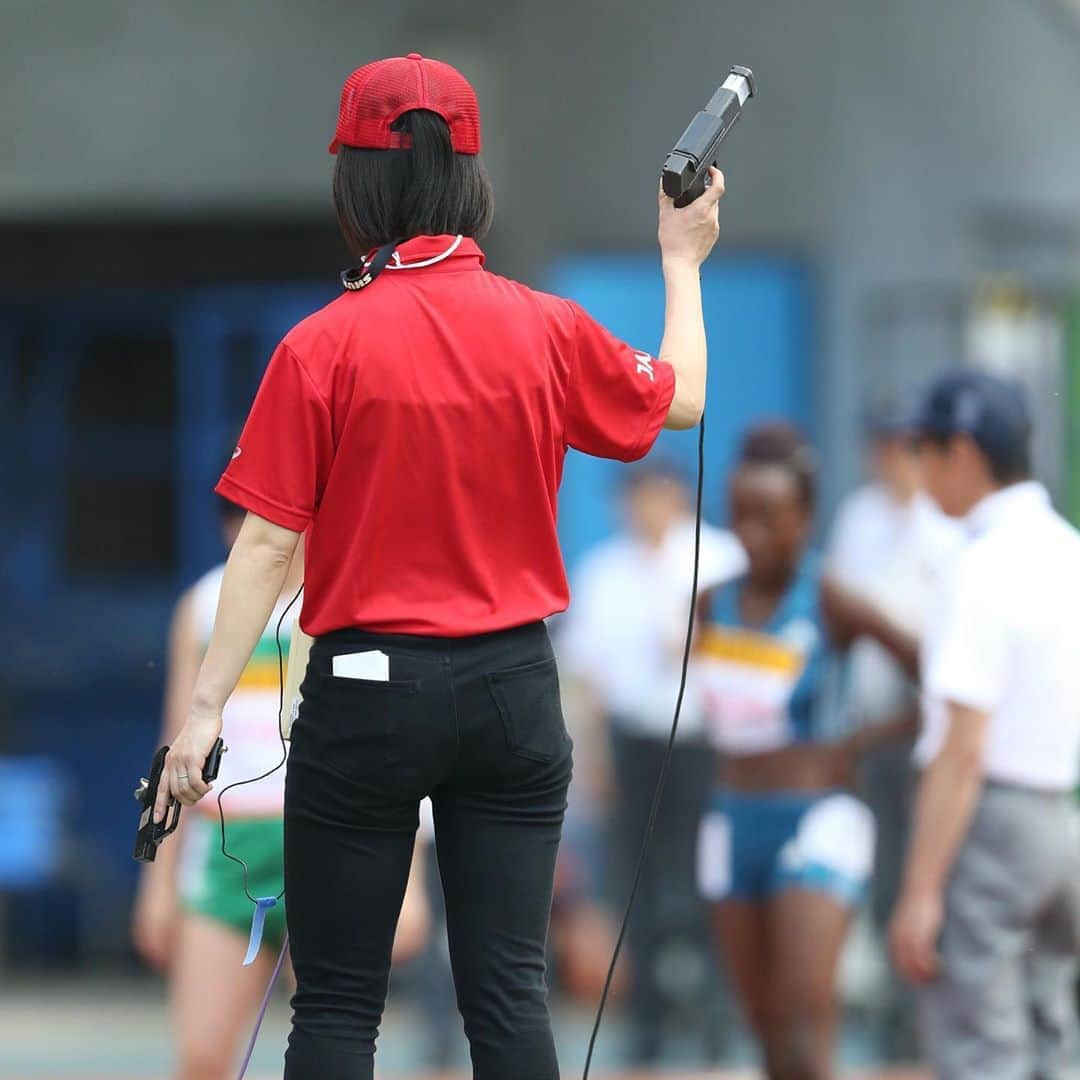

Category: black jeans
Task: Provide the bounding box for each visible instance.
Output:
[283,621,572,1080]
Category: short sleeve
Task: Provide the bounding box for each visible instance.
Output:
[564,301,675,462]
[215,343,333,532]
[923,558,1008,712]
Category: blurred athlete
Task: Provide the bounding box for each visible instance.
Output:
[132,499,429,1080]
[696,422,881,1080]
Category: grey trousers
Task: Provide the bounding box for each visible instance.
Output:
[919,783,1080,1079]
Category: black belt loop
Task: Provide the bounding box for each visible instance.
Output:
[340,241,398,292]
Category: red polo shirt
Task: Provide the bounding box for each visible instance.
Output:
[216,234,675,636]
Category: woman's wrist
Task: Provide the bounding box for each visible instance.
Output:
[661,255,702,279]
[189,691,226,720]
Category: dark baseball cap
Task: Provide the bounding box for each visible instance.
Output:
[329,53,482,155]
[906,369,1031,460]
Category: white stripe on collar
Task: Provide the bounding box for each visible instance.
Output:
[387,235,464,271]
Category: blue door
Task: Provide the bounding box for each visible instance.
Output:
[548,255,813,571]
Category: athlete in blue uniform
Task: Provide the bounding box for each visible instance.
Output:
[695,423,876,1080]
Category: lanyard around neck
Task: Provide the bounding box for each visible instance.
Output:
[340,234,464,292]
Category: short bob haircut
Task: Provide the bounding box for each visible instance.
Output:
[333,109,494,258]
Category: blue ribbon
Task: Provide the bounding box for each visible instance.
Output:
[243,897,278,966]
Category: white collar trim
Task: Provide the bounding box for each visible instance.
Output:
[387,235,464,271]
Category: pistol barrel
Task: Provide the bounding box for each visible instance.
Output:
[662,65,755,206]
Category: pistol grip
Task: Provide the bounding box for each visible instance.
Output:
[674,173,709,208]
[202,737,225,783]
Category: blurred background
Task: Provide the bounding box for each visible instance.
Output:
[2,1,1080,1077]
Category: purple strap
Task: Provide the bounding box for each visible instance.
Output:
[236,932,290,1080]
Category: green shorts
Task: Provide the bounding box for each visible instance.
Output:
[180,814,287,950]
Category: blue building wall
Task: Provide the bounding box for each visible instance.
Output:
[549,255,813,572]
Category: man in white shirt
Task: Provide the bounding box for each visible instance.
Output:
[888,371,1080,1079]
[558,460,745,1064]
[829,411,963,728]
[827,411,962,1057]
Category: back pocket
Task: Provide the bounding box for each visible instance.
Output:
[487,657,569,764]
[298,671,421,785]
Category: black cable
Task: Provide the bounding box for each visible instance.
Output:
[581,415,706,1078]
[215,583,304,904]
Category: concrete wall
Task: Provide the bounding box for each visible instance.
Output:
[4,0,1079,501]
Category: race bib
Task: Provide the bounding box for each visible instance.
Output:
[697,624,809,753]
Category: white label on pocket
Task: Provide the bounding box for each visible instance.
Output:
[332,651,390,681]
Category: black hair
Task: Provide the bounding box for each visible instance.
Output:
[922,430,1031,485]
[333,109,494,257]
[737,420,817,509]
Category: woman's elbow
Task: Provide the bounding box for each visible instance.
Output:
[238,513,302,565]
[665,386,705,431]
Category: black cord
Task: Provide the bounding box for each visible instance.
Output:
[581,415,706,1079]
[215,583,304,904]
[340,241,399,291]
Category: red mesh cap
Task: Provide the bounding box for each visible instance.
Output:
[329,53,482,155]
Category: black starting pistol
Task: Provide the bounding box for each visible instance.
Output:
[662,65,756,207]
[132,738,226,863]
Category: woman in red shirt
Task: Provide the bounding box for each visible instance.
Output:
[156,53,723,1080]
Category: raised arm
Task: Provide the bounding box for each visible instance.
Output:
[658,166,724,430]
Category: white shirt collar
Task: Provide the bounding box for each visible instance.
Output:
[964,481,1050,538]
